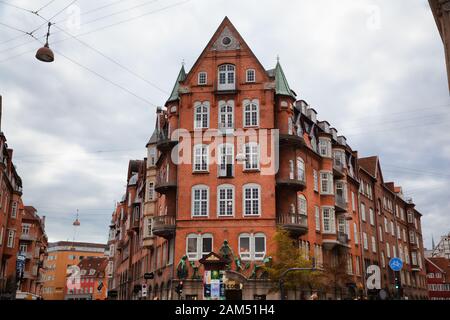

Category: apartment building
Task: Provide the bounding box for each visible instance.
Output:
[425,257,450,300]
[16,206,48,300]
[429,0,450,92]
[42,241,107,300]
[107,17,428,300]
[0,95,26,300]
[64,256,108,300]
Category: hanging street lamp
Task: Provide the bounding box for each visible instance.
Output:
[35,22,54,62]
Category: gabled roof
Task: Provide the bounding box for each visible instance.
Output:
[274,61,296,99]
[426,257,449,273]
[166,65,186,104]
[358,156,378,178]
[146,129,158,147]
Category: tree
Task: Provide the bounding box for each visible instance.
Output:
[319,247,354,299]
[263,229,323,297]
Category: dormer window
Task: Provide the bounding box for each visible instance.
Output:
[198,72,207,85]
[246,69,255,83]
[218,64,235,91]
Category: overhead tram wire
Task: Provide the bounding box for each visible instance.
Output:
[0,0,190,57]
[34,0,58,14]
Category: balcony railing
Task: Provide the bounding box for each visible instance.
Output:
[152,215,176,239]
[155,176,177,194]
[279,133,306,148]
[335,194,347,212]
[20,234,37,241]
[156,132,178,152]
[277,213,308,236]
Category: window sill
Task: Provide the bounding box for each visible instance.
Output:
[192,171,209,175]
[243,169,260,173]
[243,214,261,218]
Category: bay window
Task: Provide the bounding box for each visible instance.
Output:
[320,171,333,195]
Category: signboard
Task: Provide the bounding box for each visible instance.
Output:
[389,258,403,272]
[144,272,154,280]
[203,270,225,300]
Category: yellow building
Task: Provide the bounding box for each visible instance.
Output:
[42,241,106,300]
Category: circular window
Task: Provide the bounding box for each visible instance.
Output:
[222,36,232,46]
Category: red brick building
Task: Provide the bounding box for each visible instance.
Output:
[107,17,428,300]
[425,257,450,300]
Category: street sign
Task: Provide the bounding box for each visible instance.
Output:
[389,258,403,272]
[144,272,154,280]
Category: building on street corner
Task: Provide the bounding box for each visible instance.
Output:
[106,17,428,300]
[42,241,107,300]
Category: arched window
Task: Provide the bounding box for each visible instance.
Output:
[219,100,234,130]
[193,144,209,172]
[244,142,259,170]
[243,99,259,127]
[194,101,210,129]
[218,64,235,91]
[217,184,234,217]
[191,185,209,217]
[243,184,261,216]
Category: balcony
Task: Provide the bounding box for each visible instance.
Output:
[335,195,347,213]
[279,134,306,149]
[276,177,306,192]
[156,133,178,152]
[337,232,350,246]
[20,234,37,241]
[152,215,176,239]
[277,213,308,236]
[155,179,177,195]
[333,161,345,178]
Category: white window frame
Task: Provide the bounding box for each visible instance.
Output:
[297,157,305,182]
[360,203,366,222]
[371,236,377,253]
[191,185,209,217]
[246,69,256,83]
[363,232,368,250]
[194,101,210,129]
[243,184,261,216]
[148,182,155,201]
[313,170,318,192]
[186,233,214,261]
[218,64,236,91]
[320,171,333,195]
[318,138,332,158]
[244,142,259,171]
[193,144,209,172]
[7,229,15,248]
[218,100,234,130]
[218,143,234,177]
[298,195,307,216]
[243,99,259,127]
[369,208,374,226]
[322,207,336,234]
[11,201,17,218]
[198,72,207,85]
[353,223,359,244]
[217,184,235,217]
[238,233,266,261]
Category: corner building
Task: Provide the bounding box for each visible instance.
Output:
[109,17,428,300]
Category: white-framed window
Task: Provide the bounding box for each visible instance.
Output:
[218,64,235,91]
[371,236,377,253]
[192,185,209,217]
[193,144,209,172]
[186,233,213,260]
[194,101,210,129]
[381,252,386,268]
[403,229,407,242]
[353,223,359,244]
[239,233,266,261]
[407,211,413,223]
[218,100,234,130]
[148,182,155,201]
[391,221,395,236]
[288,117,294,135]
[351,192,356,212]
[363,232,368,250]
[7,230,15,248]
[243,99,259,127]
[298,195,307,216]
[22,224,30,235]
[360,203,366,222]
[386,243,391,258]
[246,69,256,83]
[379,226,383,242]
[297,157,305,181]
[198,72,207,85]
[335,180,347,202]
[320,171,333,195]
[400,208,405,221]
[318,138,332,158]
[315,206,320,232]
[217,184,234,217]
[313,170,318,192]
[397,225,401,240]
[11,201,17,218]
[411,251,418,266]
[409,231,415,244]
[243,184,261,216]
[322,207,336,234]
[148,147,157,166]
[404,246,409,264]
[369,208,374,225]
[19,243,27,253]
[244,143,259,170]
[218,143,234,177]
[0,227,3,246]
[384,217,389,233]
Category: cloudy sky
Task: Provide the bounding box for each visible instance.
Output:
[0,0,449,247]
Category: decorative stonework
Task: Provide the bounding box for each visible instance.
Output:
[211,27,241,51]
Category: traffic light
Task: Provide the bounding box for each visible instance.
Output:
[175,281,183,296]
[394,275,401,290]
